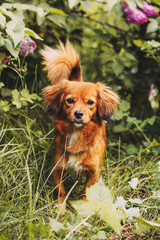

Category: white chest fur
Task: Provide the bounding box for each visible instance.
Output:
[65,131,83,173]
[66,154,83,173]
[68,131,77,145]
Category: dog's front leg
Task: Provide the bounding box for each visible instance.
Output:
[52,167,66,204]
[83,169,100,200]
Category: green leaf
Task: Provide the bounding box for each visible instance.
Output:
[135,0,144,9]
[0,12,6,28]
[114,110,128,120]
[0,82,4,89]
[2,3,37,12]
[0,100,10,112]
[20,89,33,103]
[151,139,160,146]
[71,178,123,235]
[37,7,45,18]
[139,116,157,129]
[12,89,20,99]
[146,19,158,34]
[113,123,129,133]
[70,200,101,216]
[81,1,92,11]
[133,39,144,48]
[134,217,160,228]
[127,144,139,155]
[4,39,19,58]
[0,6,12,18]
[107,0,117,12]
[49,218,64,233]
[123,78,134,89]
[117,19,129,31]
[11,89,41,108]
[127,0,137,11]
[30,93,42,101]
[24,28,42,40]
[111,61,124,76]
[147,116,156,125]
[119,100,130,112]
[146,40,160,48]
[86,177,113,205]
[12,89,21,108]
[140,119,148,128]
[127,117,141,124]
[1,88,12,97]
[100,205,121,235]
[68,0,80,9]
[6,20,24,47]
[12,100,22,108]
[95,231,106,240]
[50,8,68,16]
[135,222,151,235]
[47,15,66,27]
[119,48,137,67]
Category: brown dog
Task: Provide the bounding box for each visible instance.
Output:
[41,40,119,204]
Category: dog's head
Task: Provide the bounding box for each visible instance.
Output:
[43,80,119,128]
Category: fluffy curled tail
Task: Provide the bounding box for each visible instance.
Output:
[41,40,82,84]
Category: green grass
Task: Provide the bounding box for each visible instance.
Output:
[0,106,160,239]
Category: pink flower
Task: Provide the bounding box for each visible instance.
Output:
[27,41,37,54]
[121,1,159,25]
[20,38,37,56]
[1,55,9,64]
[143,1,159,17]
[122,1,148,24]
[19,38,28,56]
[126,9,148,24]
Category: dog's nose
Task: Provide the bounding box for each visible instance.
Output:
[74,111,84,119]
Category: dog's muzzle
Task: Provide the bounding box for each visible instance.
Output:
[74,111,84,120]
[74,111,84,128]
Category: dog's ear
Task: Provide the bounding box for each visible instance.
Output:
[96,82,120,120]
[43,81,65,115]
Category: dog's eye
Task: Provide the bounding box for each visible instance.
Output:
[87,100,94,105]
[67,98,74,104]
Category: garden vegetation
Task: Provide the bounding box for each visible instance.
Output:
[0,0,160,239]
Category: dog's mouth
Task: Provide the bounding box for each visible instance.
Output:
[73,122,84,128]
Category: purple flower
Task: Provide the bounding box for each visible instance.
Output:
[20,38,37,56]
[19,38,28,56]
[143,1,159,17]
[122,1,148,24]
[27,41,37,54]
[121,1,159,25]
[126,9,148,24]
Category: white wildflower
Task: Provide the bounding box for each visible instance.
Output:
[114,196,127,211]
[144,208,147,213]
[125,207,140,220]
[149,86,158,100]
[129,198,142,204]
[129,177,139,190]
[152,190,160,200]
[149,88,157,100]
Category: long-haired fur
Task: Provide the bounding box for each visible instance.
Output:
[41,39,82,84]
[41,40,119,204]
